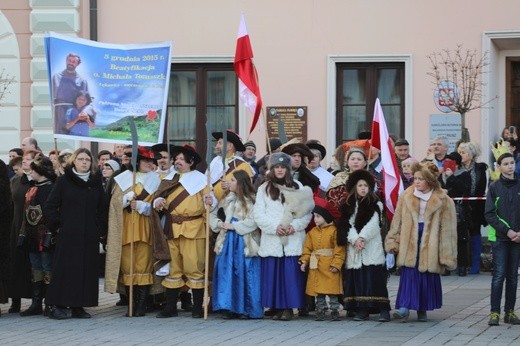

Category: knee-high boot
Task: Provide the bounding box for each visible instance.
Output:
[156,288,179,318]
[20,281,43,316]
[134,285,150,317]
[469,234,482,274]
[180,291,193,311]
[191,289,204,318]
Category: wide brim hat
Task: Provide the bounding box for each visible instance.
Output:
[170,144,202,166]
[281,142,314,162]
[346,169,375,193]
[151,143,176,155]
[126,146,161,162]
[306,142,326,161]
[212,130,246,152]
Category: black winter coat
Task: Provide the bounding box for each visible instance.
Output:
[8,174,32,299]
[44,168,104,307]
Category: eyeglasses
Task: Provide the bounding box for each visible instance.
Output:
[76,157,92,162]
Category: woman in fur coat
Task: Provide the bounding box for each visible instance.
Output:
[337,169,391,322]
[254,152,314,321]
[209,169,262,319]
[385,162,457,322]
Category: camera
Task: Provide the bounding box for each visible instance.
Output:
[510,125,516,135]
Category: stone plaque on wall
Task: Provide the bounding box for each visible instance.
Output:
[266,106,307,146]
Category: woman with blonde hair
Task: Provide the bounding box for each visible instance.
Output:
[385,162,457,322]
[45,148,104,319]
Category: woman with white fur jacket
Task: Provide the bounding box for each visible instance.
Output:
[254,152,314,321]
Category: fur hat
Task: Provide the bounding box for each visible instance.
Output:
[104,159,121,172]
[281,142,314,162]
[313,197,340,224]
[212,130,246,152]
[346,169,375,193]
[30,154,57,181]
[269,152,292,170]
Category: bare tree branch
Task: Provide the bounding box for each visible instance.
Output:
[427,44,497,141]
[0,68,15,107]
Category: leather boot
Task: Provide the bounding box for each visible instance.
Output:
[156,288,179,318]
[134,285,150,317]
[8,298,21,313]
[191,289,204,318]
[20,281,43,316]
[180,291,193,311]
[42,283,51,317]
[115,293,129,306]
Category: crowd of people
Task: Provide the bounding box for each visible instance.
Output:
[0,127,519,326]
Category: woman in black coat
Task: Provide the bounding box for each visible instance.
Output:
[8,150,38,313]
[44,148,105,319]
[0,159,13,316]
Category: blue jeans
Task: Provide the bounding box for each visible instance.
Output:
[29,252,53,273]
[490,241,520,313]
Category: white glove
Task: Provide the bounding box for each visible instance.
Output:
[135,201,151,216]
[386,253,395,270]
[153,197,166,209]
[122,191,136,208]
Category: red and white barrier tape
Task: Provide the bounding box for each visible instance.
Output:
[451,196,486,201]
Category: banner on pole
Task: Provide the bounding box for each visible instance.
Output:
[45,32,172,145]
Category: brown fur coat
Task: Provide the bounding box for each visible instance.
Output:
[384,187,457,274]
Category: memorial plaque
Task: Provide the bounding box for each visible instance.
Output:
[266,106,307,147]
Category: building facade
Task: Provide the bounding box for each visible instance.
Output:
[1,0,519,165]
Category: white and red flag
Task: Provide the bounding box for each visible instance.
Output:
[234,14,263,135]
[370,98,404,222]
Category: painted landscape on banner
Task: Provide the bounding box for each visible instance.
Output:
[45,32,172,144]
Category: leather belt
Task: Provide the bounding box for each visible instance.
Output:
[170,214,203,224]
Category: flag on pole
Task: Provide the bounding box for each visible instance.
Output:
[234,14,263,135]
[370,98,404,222]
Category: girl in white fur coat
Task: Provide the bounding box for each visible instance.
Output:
[254,152,314,321]
[209,169,262,319]
[337,169,391,322]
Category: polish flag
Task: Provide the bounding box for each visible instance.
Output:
[370,98,404,222]
[234,14,263,135]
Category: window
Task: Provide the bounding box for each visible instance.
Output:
[167,63,237,167]
[336,62,404,145]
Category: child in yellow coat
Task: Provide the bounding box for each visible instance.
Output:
[300,198,345,321]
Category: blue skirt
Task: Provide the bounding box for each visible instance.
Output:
[261,256,305,309]
[395,223,443,311]
[212,231,263,318]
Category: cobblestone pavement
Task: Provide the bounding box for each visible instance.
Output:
[1,273,519,345]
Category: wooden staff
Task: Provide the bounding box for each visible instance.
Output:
[127,117,139,317]
[203,119,212,320]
